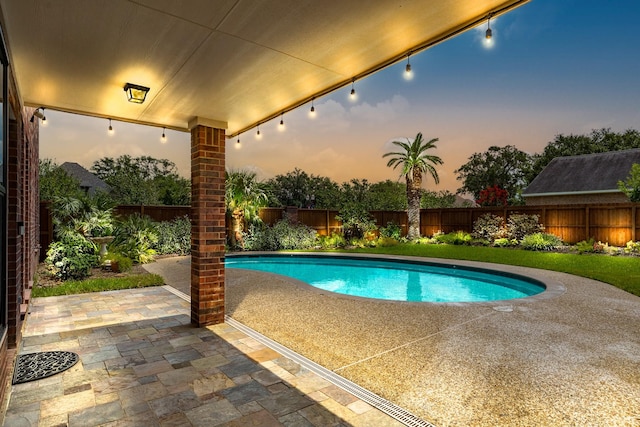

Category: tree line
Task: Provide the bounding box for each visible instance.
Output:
[39,155,191,206]
[40,127,640,211]
[455,128,640,205]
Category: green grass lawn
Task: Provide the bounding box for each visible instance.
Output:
[32,274,165,298]
[335,244,640,297]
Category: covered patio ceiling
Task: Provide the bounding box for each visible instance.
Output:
[0,0,528,136]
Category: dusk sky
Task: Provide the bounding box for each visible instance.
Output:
[40,0,640,194]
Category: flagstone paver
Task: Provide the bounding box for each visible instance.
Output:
[2,286,401,426]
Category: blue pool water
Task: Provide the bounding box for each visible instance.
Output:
[225,255,545,303]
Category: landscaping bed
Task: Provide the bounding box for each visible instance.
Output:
[33,262,163,297]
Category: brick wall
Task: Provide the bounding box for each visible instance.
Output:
[6,110,23,347]
[190,125,226,326]
[1,87,41,412]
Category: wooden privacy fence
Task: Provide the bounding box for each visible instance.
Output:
[421,204,639,246]
[39,202,640,261]
[261,204,639,246]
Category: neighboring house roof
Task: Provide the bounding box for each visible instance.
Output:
[60,162,110,195]
[523,149,640,196]
[453,195,477,207]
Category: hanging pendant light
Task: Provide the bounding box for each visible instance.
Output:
[485,15,493,41]
[309,98,316,118]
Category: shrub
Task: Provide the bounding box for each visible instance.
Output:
[102,252,133,272]
[242,223,275,251]
[575,238,601,254]
[617,163,640,202]
[375,236,400,247]
[521,233,563,251]
[413,237,432,245]
[336,205,377,240]
[435,231,473,245]
[272,218,317,250]
[470,238,490,246]
[472,213,505,242]
[112,214,158,263]
[316,233,346,249]
[379,222,402,239]
[625,240,640,254]
[79,207,114,237]
[493,237,517,247]
[45,234,99,280]
[154,216,191,255]
[242,219,316,251]
[506,214,544,241]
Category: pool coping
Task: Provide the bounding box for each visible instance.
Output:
[225,251,567,307]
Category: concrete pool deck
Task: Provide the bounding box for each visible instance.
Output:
[149,253,640,426]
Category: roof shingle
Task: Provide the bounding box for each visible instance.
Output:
[523,149,640,195]
[60,162,110,195]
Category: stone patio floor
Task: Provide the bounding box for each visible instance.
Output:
[3,286,402,427]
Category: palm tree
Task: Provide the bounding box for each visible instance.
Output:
[383,132,443,239]
[225,169,268,248]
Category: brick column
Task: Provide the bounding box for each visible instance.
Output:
[190,123,226,326]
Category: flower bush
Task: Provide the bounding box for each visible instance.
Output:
[476,185,509,207]
[472,213,506,242]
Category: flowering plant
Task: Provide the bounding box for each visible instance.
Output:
[476,185,509,207]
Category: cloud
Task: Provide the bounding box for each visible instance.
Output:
[350,95,410,123]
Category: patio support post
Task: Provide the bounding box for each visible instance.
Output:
[190,123,226,326]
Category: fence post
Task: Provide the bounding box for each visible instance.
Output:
[632,205,637,242]
[326,210,330,235]
[585,206,590,239]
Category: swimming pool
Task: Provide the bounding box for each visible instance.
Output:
[225,254,545,303]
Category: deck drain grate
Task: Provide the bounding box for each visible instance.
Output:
[225,316,436,427]
[12,351,79,385]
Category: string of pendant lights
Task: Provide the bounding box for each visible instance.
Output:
[105,117,169,144]
[229,5,513,140]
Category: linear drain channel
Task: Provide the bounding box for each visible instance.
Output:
[225,316,436,427]
[164,287,435,427]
